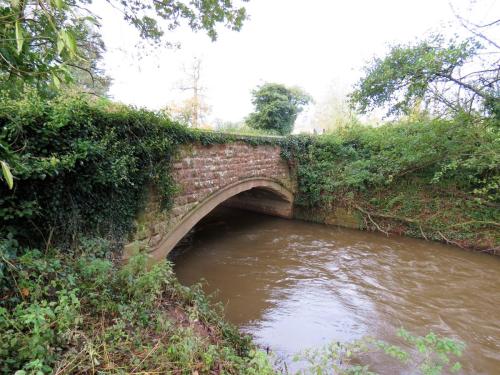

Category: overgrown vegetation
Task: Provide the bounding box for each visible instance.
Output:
[282,116,499,252]
[0,239,274,374]
[1,89,488,374]
[0,93,178,247]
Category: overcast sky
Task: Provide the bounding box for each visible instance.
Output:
[93,0,498,130]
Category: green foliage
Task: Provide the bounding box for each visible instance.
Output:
[0,242,274,374]
[350,34,498,117]
[247,83,312,135]
[294,328,464,375]
[0,0,248,97]
[114,0,248,44]
[0,1,108,97]
[0,93,185,247]
[282,118,499,249]
[392,328,464,375]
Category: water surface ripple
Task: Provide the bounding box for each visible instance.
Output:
[172,208,500,374]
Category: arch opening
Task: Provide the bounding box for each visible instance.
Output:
[222,187,293,218]
[151,178,294,260]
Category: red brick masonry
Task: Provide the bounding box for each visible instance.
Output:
[169,142,291,224]
[124,141,294,260]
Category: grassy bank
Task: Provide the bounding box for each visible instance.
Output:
[283,117,499,253]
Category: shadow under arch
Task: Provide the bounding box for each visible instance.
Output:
[150,177,294,261]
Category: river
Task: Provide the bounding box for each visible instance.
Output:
[171,207,500,374]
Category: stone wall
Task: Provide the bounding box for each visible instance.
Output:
[169,142,291,224]
[125,142,293,260]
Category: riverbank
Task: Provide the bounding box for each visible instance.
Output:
[0,94,497,373]
[283,118,499,254]
[0,241,275,374]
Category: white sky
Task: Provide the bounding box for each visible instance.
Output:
[93,0,498,131]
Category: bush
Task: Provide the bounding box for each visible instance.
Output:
[0,93,186,248]
[0,243,274,374]
[282,118,499,249]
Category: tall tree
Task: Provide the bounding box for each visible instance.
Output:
[349,4,499,120]
[247,83,312,135]
[176,57,210,128]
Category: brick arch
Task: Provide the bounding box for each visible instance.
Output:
[149,177,293,260]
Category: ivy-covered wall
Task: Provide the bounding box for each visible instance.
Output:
[0,94,284,252]
[1,94,498,255]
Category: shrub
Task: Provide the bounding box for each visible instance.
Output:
[0,93,185,249]
[0,243,274,374]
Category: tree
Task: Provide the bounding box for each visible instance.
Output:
[246,83,312,135]
[62,25,111,96]
[313,86,358,132]
[175,57,211,128]
[163,97,211,128]
[349,33,499,118]
[0,0,248,96]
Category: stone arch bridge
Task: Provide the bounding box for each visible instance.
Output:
[125,141,294,261]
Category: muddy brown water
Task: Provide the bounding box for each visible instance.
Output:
[171,207,500,374]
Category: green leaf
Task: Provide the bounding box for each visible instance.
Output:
[59,29,77,56]
[64,30,77,55]
[1,161,14,189]
[52,73,61,88]
[451,362,462,372]
[15,21,24,55]
[57,35,65,55]
[10,0,20,9]
[82,16,100,26]
[54,0,64,10]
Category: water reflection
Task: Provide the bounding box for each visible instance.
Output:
[171,207,500,374]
